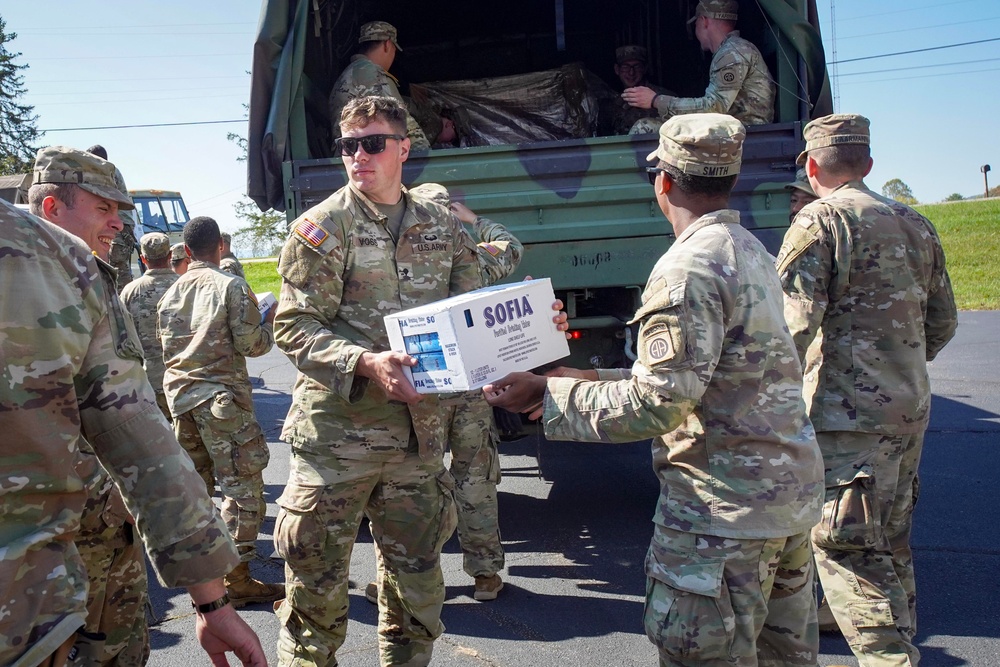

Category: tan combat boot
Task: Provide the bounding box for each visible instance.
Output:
[474,574,504,601]
[224,562,285,608]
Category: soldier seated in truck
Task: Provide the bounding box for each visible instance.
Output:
[622,0,775,133]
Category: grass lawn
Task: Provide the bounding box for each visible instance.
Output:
[916,198,1000,310]
[244,259,281,297]
[243,199,999,311]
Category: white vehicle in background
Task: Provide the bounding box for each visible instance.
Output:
[128,189,190,275]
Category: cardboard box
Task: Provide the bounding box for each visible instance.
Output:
[384,278,569,393]
[256,291,277,321]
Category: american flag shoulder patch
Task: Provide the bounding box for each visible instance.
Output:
[479,242,502,257]
[295,218,329,247]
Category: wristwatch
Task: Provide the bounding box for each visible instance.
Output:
[192,593,231,614]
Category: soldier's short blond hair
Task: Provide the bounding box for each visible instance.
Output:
[340,95,407,135]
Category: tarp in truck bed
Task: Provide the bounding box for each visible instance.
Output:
[247,0,830,212]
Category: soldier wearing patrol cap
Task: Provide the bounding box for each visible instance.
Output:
[785,167,818,223]
[27,145,156,665]
[624,0,775,133]
[219,231,246,279]
[776,113,958,667]
[87,144,138,292]
[328,20,430,151]
[120,231,179,420]
[485,113,824,666]
[0,192,266,666]
[170,241,190,275]
[600,45,673,135]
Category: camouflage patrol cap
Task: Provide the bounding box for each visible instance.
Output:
[359,21,402,51]
[796,113,870,165]
[409,182,451,207]
[784,167,816,196]
[139,232,171,260]
[616,45,647,65]
[170,242,188,262]
[646,113,745,177]
[32,145,135,210]
[689,0,739,23]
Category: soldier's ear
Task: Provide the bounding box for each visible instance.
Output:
[863,156,874,178]
[41,195,62,220]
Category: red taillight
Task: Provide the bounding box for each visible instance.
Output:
[568,330,583,340]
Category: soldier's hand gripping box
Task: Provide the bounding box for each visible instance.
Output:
[383,278,570,393]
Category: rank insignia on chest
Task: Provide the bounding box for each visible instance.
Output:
[295,218,329,247]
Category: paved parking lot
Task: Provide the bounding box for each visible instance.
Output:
[148,311,1000,666]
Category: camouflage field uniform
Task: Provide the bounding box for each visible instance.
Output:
[606,82,671,136]
[220,252,246,280]
[777,181,958,666]
[158,261,274,561]
[542,208,824,666]
[120,267,179,420]
[631,32,774,134]
[273,183,480,666]
[107,166,137,292]
[71,257,151,667]
[0,202,238,667]
[328,55,430,150]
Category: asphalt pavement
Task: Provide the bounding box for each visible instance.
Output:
[147,311,1000,666]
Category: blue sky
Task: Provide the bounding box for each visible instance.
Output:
[3,0,998,243]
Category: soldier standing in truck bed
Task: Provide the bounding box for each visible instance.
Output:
[328,21,430,151]
[624,0,775,133]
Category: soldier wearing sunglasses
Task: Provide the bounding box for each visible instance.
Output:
[328,21,430,152]
[271,95,482,667]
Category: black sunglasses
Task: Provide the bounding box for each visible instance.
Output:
[334,133,405,156]
[646,167,666,185]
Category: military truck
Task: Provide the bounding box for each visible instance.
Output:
[128,189,191,276]
[247,0,831,371]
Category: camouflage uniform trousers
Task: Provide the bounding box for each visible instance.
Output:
[447,394,504,578]
[630,117,664,136]
[108,227,136,292]
[275,446,458,667]
[173,391,270,561]
[812,430,924,667]
[154,390,172,423]
[75,513,149,666]
[644,526,817,667]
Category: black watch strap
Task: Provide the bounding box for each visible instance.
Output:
[193,593,230,614]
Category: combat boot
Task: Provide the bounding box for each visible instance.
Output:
[224,562,285,608]
[474,574,503,601]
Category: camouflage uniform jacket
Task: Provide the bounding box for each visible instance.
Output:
[328,55,430,150]
[471,215,523,286]
[120,268,179,395]
[274,184,481,462]
[653,32,774,126]
[220,252,246,279]
[776,180,958,436]
[158,261,274,417]
[543,210,823,538]
[0,202,238,666]
[609,81,671,135]
[74,257,144,554]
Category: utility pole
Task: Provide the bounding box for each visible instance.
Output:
[982,164,991,199]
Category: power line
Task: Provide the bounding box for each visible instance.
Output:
[41,119,245,132]
[840,57,1000,78]
[18,22,255,32]
[837,0,980,22]
[31,53,245,61]
[31,85,249,97]
[838,16,1000,41]
[829,37,1000,65]
[39,93,245,107]
[840,65,1000,86]
[31,75,249,84]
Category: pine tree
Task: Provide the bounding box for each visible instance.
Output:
[0,17,42,175]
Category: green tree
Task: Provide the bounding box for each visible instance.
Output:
[0,17,42,175]
[944,193,964,202]
[881,178,918,205]
[228,115,285,257]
